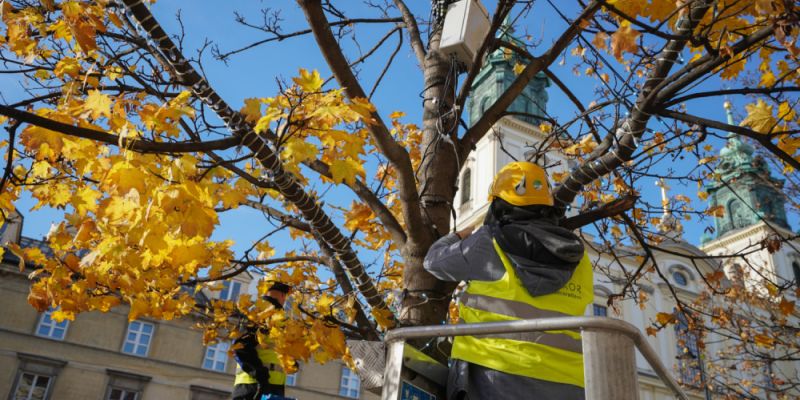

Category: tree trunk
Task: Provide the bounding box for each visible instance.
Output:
[399,28,459,327]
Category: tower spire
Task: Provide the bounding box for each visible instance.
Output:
[655,178,682,239]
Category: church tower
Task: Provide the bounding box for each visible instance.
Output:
[467,23,550,127]
[700,101,797,289]
[705,101,790,239]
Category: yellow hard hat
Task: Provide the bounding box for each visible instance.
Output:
[488,162,553,206]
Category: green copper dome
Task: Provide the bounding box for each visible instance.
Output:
[467,21,550,127]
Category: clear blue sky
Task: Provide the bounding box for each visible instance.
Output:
[3,1,794,256]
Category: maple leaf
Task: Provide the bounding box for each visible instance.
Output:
[293,68,324,92]
[54,57,81,78]
[740,100,777,134]
[656,312,675,326]
[611,21,640,61]
[220,189,247,209]
[371,307,395,330]
[282,138,318,163]
[759,71,776,87]
[103,162,146,195]
[592,32,608,50]
[779,297,795,315]
[348,97,376,121]
[778,101,796,122]
[84,90,112,120]
[240,98,262,123]
[72,186,101,216]
[20,124,64,161]
[329,158,365,186]
[753,334,776,349]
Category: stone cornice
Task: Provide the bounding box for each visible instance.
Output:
[700,221,796,253]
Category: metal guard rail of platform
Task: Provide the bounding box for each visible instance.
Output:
[382,316,689,400]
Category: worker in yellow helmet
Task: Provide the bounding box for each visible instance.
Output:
[424,161,593,400]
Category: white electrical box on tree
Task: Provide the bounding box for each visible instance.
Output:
[439,0,490,68]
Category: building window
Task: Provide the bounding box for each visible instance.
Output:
[122,321,154,357]
[674,311,704,387]
[220,281,241,301]
[285,372,298,387]
[339,366,361,399]
[35,310,69,340]
[792,261,800,287]
[592,304,608,317]
[104,370,150,400]
[10,353,66,400]
[11,372,53,400]
[672,271,688,286]
[107,388,139,400]
[460,168,472,206]
[202,342,229,372]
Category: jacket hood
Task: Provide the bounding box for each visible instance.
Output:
[490,219,584,296]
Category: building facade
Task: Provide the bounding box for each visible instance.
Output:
[0,215,377,400]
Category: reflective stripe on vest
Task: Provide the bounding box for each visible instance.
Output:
[451,239,593,388]
[234,347,286,386]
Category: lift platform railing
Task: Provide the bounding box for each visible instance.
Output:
[381,316,689,400]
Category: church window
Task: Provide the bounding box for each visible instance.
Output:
[674,310,704,387]
[672,271,688,286]
[728,200,748,229]
[480,97,492,114]
[460,168,472,205]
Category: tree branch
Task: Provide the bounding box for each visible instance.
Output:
[392,0,426,65]
[0,104,241,153]
[552,0,716,207]
[298,0,426,244]
[215,17,403,61]
[658,108,800,171]
[664,87,800,108]
[561,194,639,230]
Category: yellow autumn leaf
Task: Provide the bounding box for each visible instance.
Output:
[753,334,776,349]
[779,297,795,315]
[104,162,147,195]
[371,307,395,330]
[348,97,376,121]
[240,98,262,123]
[740,100,776,134]
[50,309,74,323]
[293,68,324,92]
[84,90,112,120]
[655,312,674,326]
[329,158,365,186]
[759,71,776,87]
[513,62,526,75]
[611,21,640,61]
[778,101,796,122]
[283,138,318,163]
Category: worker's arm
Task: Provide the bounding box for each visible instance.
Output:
[423,226,504,282]
[233,330,270,386]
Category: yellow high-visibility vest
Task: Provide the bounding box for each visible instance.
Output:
[451,240,593,388]
[234,347,286,386]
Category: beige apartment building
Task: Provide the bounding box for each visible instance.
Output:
[0,214,378,400]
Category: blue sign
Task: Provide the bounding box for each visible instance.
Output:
[400,381,436,400]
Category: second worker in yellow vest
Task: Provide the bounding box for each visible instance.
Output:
[424,161,593,400]
[232,282,292,400]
